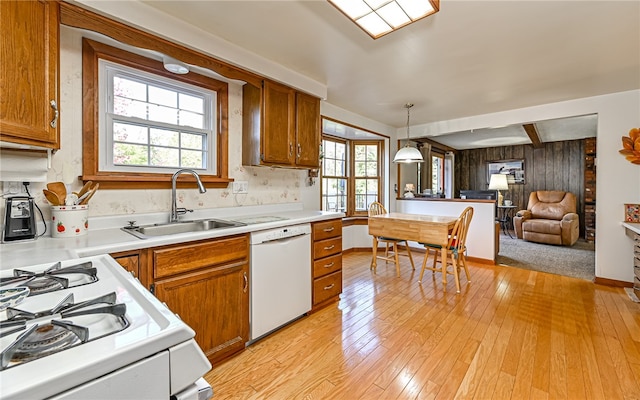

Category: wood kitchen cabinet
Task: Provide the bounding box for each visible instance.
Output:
[150,234,250,365]
[0,0,60,149]
[110,249,149,287]
[311,219,343,311]
[242,79,320,168]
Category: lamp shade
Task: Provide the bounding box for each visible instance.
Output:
[488,173,509,190]
[393,145,424,163]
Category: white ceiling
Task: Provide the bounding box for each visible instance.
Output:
[139,0,640,149]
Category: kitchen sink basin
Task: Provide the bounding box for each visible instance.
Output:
[122,218,245,239]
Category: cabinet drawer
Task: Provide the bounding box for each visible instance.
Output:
[313,271,342,305]
[154,235,249,279]
[313,236,342,259]
[313,253,342,278]
[313,220,342,241]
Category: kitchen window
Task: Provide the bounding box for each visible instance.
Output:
[82,38,230,189]
[99,60,216,174]
[321,136,383,217]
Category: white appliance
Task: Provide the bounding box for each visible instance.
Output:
[0,254,212,400]
[249,224,311,342]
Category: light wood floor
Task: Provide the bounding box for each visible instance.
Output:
[204,252,640,399]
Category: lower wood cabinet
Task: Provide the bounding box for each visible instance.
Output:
[150,234,250,365]
[311,219,343,311]
[110,249,146,286]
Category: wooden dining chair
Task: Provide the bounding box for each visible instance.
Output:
[368,201,415,277]
[418,206,474,293]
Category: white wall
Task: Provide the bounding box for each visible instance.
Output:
[396,200,496,262]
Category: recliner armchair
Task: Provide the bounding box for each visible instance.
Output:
[513,190,579,246]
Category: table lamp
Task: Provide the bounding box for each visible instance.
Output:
[488,173,509,206]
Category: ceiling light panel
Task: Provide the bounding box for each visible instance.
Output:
[328,0,439,39]
[397,0,435,20]
[378,2,410,28]
[330,0,371,19]
[357,12,392,37]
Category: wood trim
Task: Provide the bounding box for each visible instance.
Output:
[342,217,368,227]
[59,2,262,87]
[523,123,543,148]
[593,276,633,288]
[81,38,230,189]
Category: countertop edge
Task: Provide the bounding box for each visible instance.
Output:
[622,222,640,235]
[1,210,345,267]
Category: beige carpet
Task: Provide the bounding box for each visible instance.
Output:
[496,233,595,280]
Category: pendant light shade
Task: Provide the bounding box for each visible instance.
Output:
[393,103,424,163]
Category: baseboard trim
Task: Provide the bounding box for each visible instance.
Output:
[593,276,633,288]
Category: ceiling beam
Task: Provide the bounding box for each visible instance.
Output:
[523,124,544,148]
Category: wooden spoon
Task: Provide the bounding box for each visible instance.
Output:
[78,181,92,197]
[47,182,67,203]
[79,183,98,205]
[42,189,62,206]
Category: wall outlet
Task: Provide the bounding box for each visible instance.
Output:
[232,181,248,194]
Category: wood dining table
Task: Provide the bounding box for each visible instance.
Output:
[368,212,458,284]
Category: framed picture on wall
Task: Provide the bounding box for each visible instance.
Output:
[487,159,525,184]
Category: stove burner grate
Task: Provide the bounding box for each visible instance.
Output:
[0,292,128,370]
[0,261,98,296]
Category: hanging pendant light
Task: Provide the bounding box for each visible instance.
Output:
[393,103,424,163]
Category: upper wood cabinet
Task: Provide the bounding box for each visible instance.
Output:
[0,0,60,149]
[243,80,320,169]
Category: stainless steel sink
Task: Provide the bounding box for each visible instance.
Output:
[122,218,245,239]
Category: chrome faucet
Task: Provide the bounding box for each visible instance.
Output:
[170,169,206,223]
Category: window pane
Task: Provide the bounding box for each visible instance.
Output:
[324,159,336,177]
[181,133,204,150]
[366,145,378,161]
[150,146,179,167]
[114,76,146,101]
[179,93,204,113]
[114,143,148,165]
[150,128,179,147]
[354,161,366,177]
[149,85,177,108]
[354,145,365,160]
[366,161,378,177]
[149,104,178,124]
[181,149,205,169]
[366,178,378,193]
[114,122,147,144]
[336,143,346,161]
[179,110,204,129]
[114,97,148,119]
[324,141,335,159]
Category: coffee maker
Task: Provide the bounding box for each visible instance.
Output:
[2,196,37,242]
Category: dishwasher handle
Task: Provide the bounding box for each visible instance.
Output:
[254,232,309,245]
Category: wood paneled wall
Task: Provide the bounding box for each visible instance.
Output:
[455,139,586,237]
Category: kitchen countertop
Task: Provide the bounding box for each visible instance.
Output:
[0,203,344,268]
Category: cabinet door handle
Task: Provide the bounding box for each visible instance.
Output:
[324,262,334,268]
[323,227,335,232]
[289,143,293,157]
[243,271,248,293]
[323,283,335,290]
[297,143,301,158]
[50,100,59,128]
[324,244,335,250]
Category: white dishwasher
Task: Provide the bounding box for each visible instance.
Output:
[249,223,312,342]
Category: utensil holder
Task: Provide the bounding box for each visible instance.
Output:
[51,205,89,238]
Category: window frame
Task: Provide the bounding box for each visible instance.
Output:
[99,59,217,174]
[321,135,384,217]
[320,136,348,214]
[82,38,230,189]
[350,140,382,216]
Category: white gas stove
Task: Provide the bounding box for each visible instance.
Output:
[0,254,212,400]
